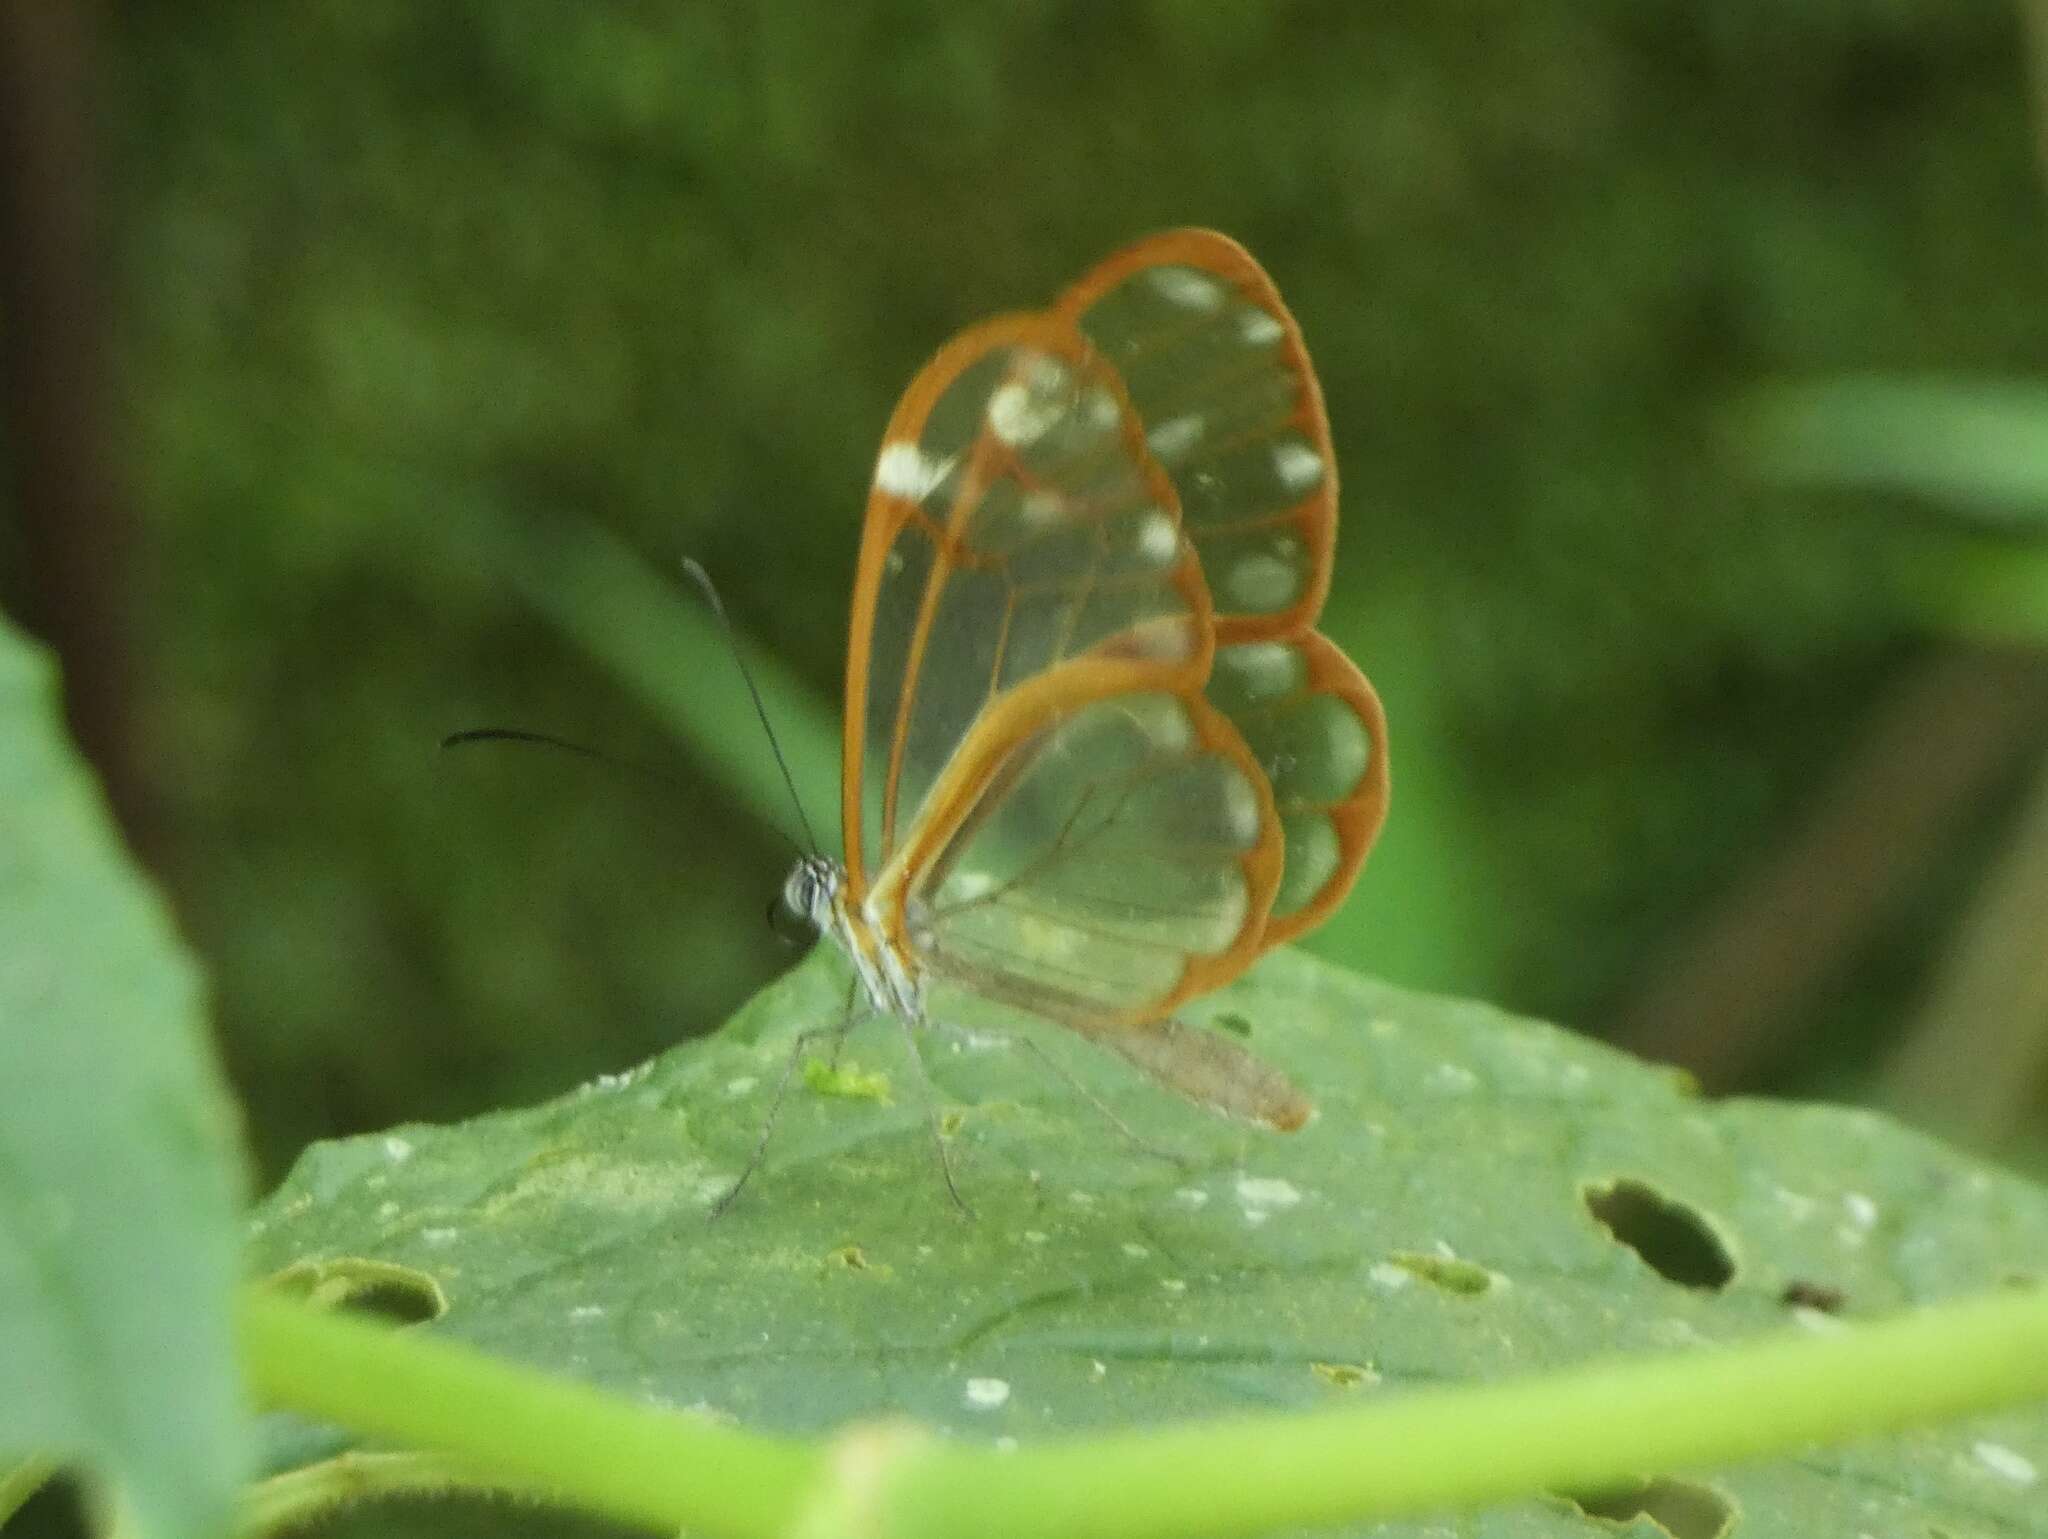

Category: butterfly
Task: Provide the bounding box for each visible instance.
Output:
[745,229,1388,1208]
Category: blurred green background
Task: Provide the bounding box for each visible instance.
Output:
[5,2,2048,1182]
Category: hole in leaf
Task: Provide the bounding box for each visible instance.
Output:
[1563,1477,1733,1539]
[7,1472,87,1539]
[265,1257,447,1324]
[1780,1278,1846,1313]
[1582,1179,1734,1291]
[1388,1250,1493,1295]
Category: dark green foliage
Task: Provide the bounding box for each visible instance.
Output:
[103,4,2048,1167]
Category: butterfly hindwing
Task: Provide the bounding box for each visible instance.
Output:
[908,688,1284,1029]
[1205,632,1388,946]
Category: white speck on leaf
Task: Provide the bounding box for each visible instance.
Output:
[1973,1441,2037,1485]
[1791,1306,1845,1334]
[420,1227,458,1246]
[1235,1175,1302,1216]
[1774,1187,1818,1222]
[1368,1262,1411,1291]
[383,1136,414,1162]
[964,1377,1011,1410]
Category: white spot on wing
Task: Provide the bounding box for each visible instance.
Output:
[944,870,998,903]
[876,442,936,499]
[1084,386,1121,431]
[1126,697,1194,753]
[1150,267,1226,312]
[1019,489,1065,529]
[1133,510,1180,567]
[1273,440,1324,492]
[988,380,1063,446]
[1238,308,1286,345]
[1218,771,1262,847]
[1147,414,1204,461]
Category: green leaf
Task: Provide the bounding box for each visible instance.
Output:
[246,946,2048,1534]
[0,621,250,1538]
[1735,374,2048,529]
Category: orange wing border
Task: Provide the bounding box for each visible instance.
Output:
[1254,630,1391,949]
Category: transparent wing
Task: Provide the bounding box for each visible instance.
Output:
[1057,230,1338,644]
[1205,633,1389,945]
[841,312,1214,896]
[905,689,1283,1029]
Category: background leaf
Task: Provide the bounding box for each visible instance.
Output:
[246,947,2048,1535]
[1736,375,2048,527]
[0,621,250,1536]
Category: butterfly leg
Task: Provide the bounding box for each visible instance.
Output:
[929,1020,1193,1169]
[709,990,873,1219]
[894,1009,973,1217]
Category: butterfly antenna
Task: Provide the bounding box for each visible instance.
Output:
[680,557,821,854]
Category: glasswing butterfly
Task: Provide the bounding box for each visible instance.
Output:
[735,229,1388,1211]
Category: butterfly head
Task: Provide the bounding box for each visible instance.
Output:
[777,854,842,942]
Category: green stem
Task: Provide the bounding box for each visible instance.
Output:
[895,1284,2048,1539]
[238,1451,503,1538]
[243,1284,2048,1539]
[237,1289,818,1539]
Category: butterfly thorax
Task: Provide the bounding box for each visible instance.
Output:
[782,854,926,1022]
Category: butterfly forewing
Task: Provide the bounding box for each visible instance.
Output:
[844,314,1213,897]
[1057,231,1338,644]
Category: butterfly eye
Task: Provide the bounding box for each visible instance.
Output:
[766,887,817,948]
[766,892,813,947]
